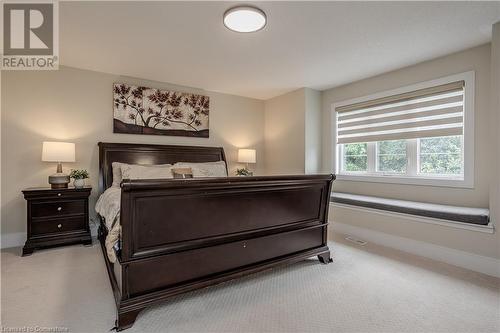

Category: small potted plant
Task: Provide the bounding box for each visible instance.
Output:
[236,168,253,176]
[69,169,89,189]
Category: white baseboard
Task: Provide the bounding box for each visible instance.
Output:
[1,232,26,249]
[331,221,500,278]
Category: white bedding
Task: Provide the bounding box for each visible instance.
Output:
[95,187,121,262]
[95,186,121,230]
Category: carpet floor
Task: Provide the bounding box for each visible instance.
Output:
[1,234,499,333]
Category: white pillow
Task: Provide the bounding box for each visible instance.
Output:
[173,161,227,178]
[121,164,174,180]
[111,162,126,187]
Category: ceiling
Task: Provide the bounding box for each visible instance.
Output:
[60,1,500,100]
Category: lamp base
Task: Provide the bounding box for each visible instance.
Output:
[48,173,70,189]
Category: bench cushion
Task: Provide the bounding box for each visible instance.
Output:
[331,192,490,226]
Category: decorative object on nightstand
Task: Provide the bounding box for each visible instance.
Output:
[69,169,89,188]
[22,186,92,256]
[236,148,256,176]
[42,141,76,189]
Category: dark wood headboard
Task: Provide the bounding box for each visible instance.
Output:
[98,142,227,193]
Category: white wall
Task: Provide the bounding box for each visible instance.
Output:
[264,87,322,175]
[264,89,306,175]
[322,44,500,259]
[1,66,265,247]
[304,88,322,174]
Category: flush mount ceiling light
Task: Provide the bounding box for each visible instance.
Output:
[223,6,267,33]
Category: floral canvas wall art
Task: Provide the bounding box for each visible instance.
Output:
[113,83,209,137]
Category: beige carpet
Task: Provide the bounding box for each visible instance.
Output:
[1,234,499,333]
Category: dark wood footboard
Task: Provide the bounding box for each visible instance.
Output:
[120,175,333,261]
[97,143,334,331]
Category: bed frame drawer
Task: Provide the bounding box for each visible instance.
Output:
[125,226,324,297]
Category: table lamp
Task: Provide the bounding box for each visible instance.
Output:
[237,148,256,176]
[42,141,75,189]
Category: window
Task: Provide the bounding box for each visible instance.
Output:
[333,72,474,188]
[418,135,463,175]
[342,143,367,172]
[377,140,406,173]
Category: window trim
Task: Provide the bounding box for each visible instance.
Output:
[332,71,474,189]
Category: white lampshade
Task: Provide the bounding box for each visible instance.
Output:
[42,142,75,162]
[238,149,256,164]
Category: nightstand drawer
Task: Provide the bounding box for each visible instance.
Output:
[31,216,86,235]
[31,200,85,218]
[26,190,89,200]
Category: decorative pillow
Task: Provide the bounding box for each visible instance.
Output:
[120,164,174,180]
[112,162,174,185]
[173,161,227,178]
[172,167,194,179]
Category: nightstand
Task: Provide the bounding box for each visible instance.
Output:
[22,186,92,256]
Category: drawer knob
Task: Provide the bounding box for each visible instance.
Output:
[57,207,62,211]
[243,242,247,248]
[57,224,62,228]
[57,193,61,197]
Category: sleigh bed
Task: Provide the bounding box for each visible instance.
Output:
[97,142,334,330]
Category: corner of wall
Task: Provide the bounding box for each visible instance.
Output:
[304,88,322,174]
[262,88,323,175]
[489,21,500,225]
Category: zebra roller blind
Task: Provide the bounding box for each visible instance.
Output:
[336,81,465,144]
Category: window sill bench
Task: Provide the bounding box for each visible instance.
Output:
[330,192,493,234]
